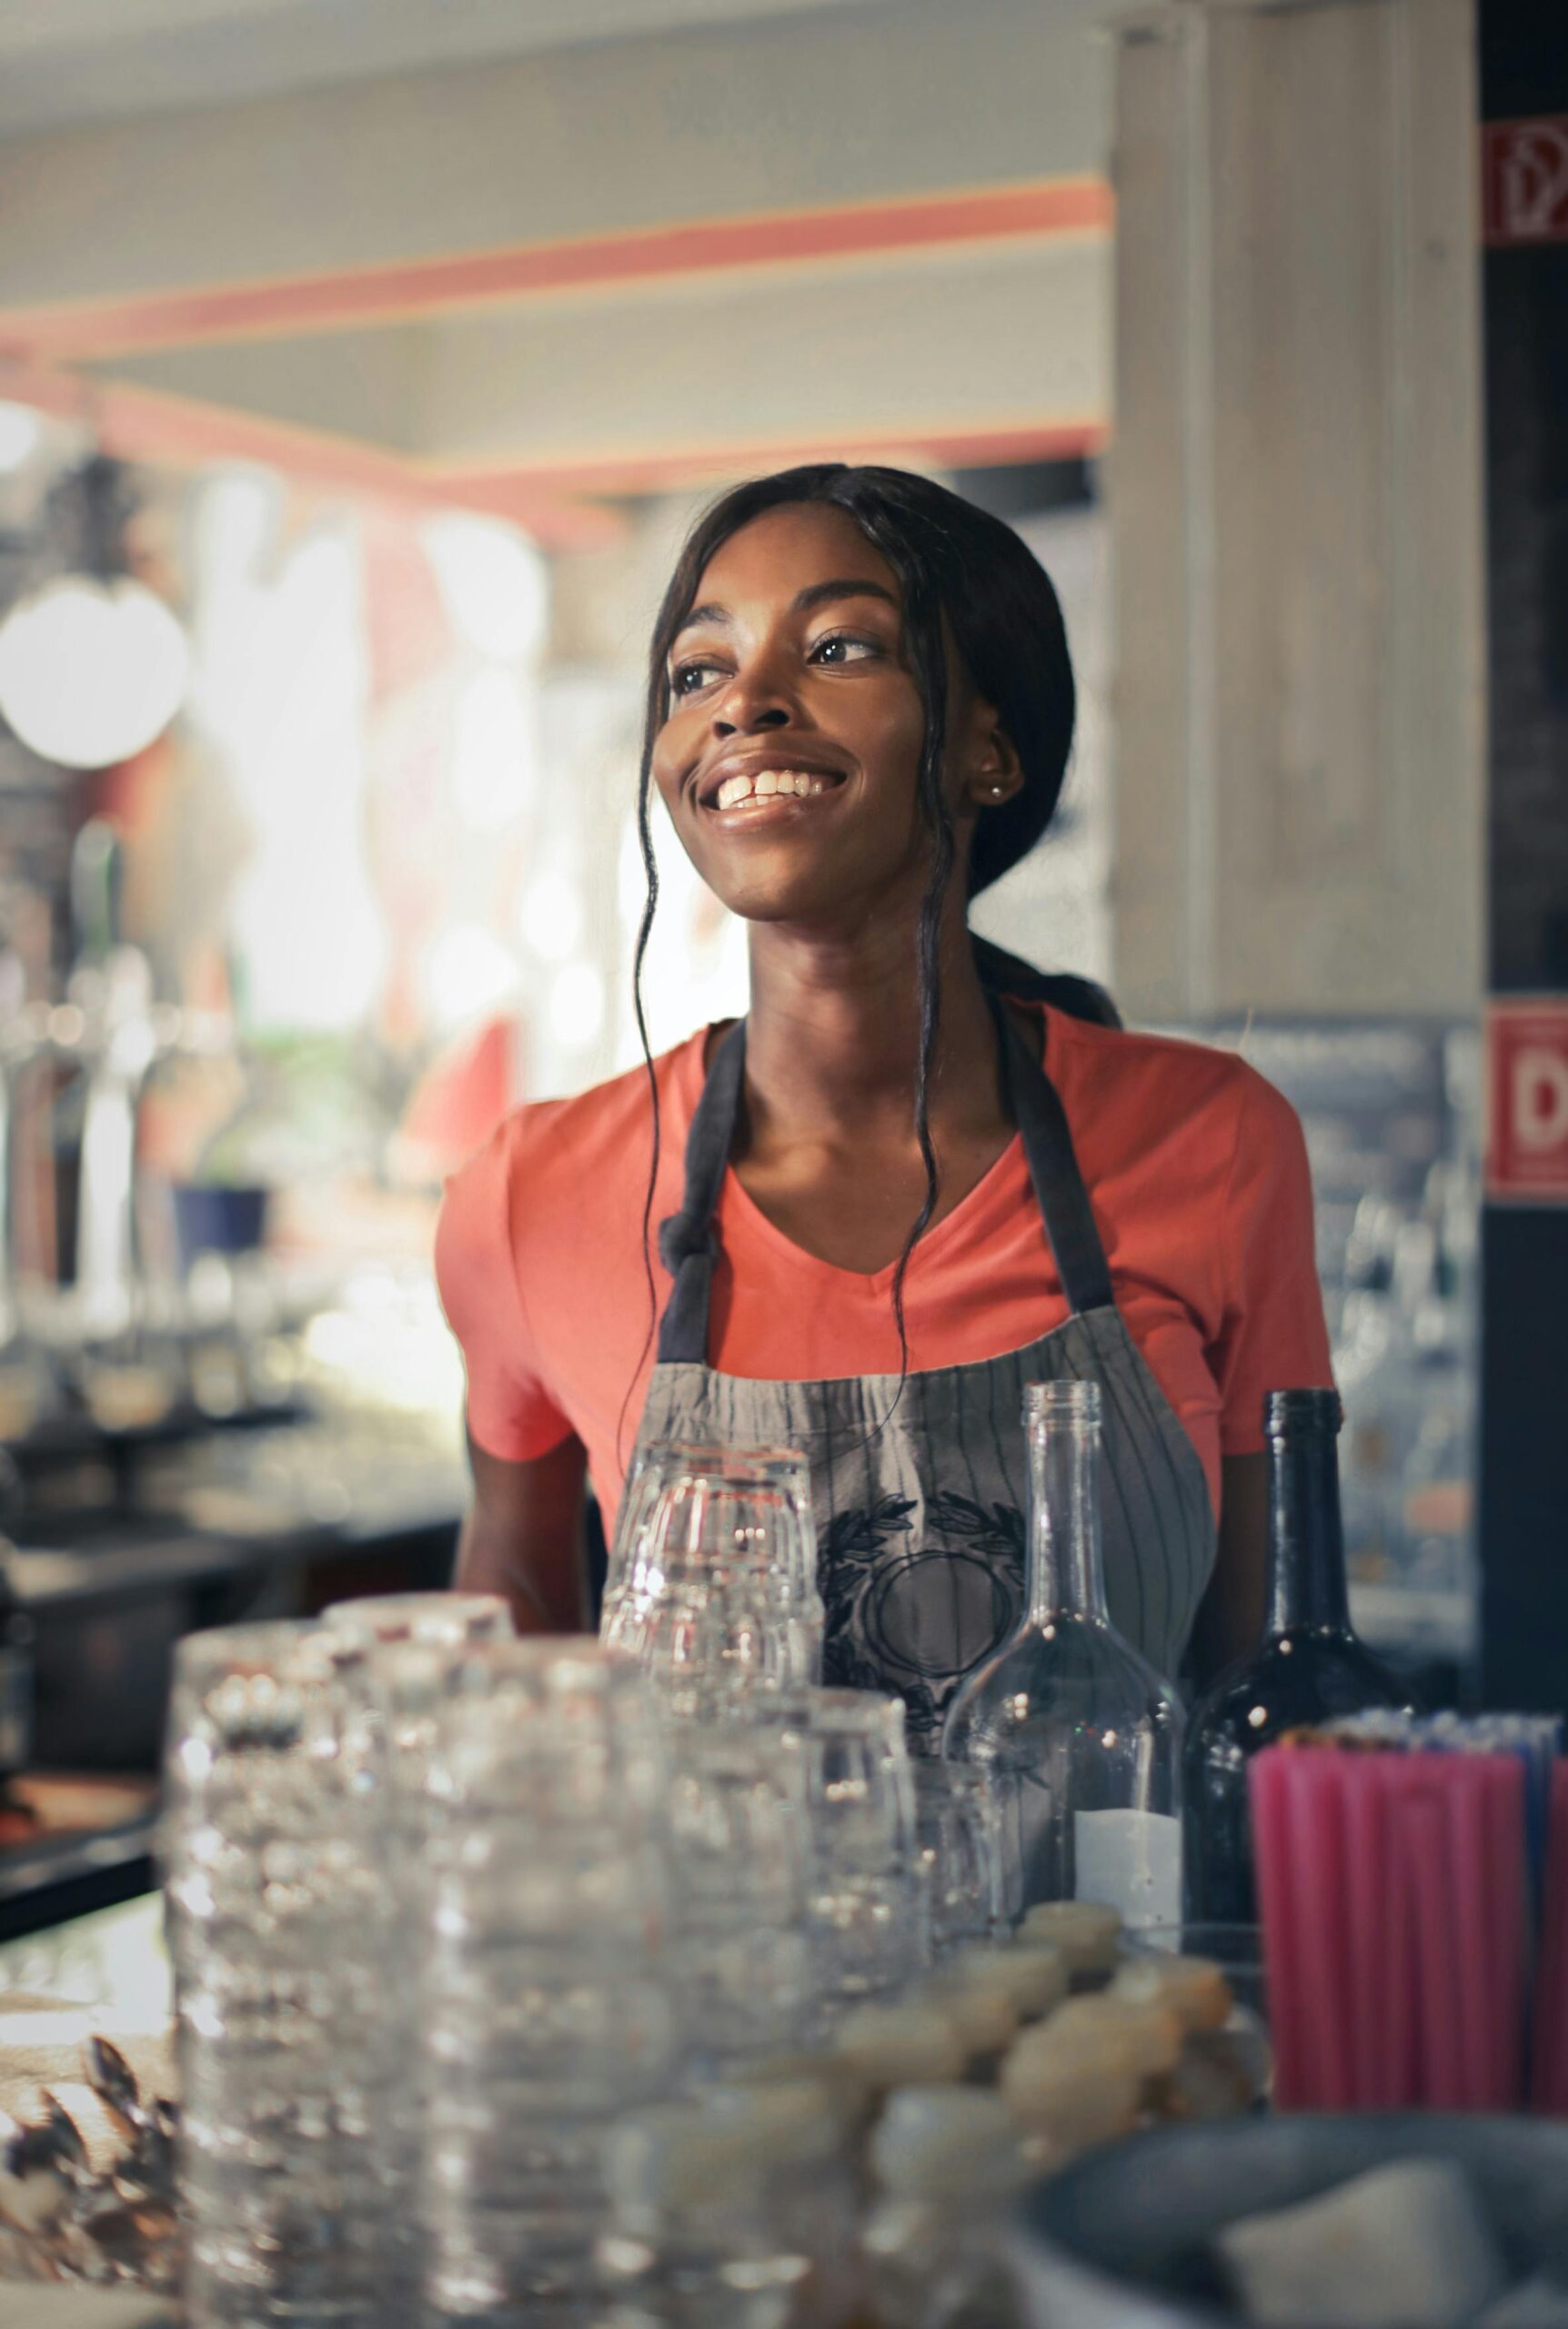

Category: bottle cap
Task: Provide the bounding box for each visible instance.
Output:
[1023,1380,1101,1427]
[1263,1388,1343,1439]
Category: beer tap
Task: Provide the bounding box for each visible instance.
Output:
[59,822,231,1424]
[0,948,56,1441]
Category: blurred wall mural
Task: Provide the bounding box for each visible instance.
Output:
[31,453,1115,1197]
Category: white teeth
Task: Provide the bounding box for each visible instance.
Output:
[709,769,835,809]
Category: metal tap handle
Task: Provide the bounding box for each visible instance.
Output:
[68,819,123,967]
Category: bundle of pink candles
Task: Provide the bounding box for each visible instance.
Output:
[1531,1760,1568,2114]
[1251,1744,1537,2113]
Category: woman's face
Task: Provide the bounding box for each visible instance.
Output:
[651,502,974,929]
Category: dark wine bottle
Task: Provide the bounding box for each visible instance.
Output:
[1184,1387,1410,1924]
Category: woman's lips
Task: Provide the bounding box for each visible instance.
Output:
[702,767,845,817]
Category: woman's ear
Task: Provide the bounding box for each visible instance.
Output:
[958,699,1025,810]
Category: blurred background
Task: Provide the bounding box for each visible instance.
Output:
[0,0,1557,1931]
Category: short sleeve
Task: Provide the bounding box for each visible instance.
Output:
[434,1127,575,1466]
[1211,1070,1335,1456]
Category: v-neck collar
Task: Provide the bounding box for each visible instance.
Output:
[672,1003,1051,1292]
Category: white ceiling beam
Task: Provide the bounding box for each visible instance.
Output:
[79,237,1110,478]
[0,0,1112,316]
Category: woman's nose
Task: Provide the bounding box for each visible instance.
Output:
[711,667,795,738]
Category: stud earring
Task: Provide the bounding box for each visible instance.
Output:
[988,782,1008,799]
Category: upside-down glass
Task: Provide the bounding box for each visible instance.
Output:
[164,1620,391,2328]
[605,1446,823,1686]
[417,1638,683,2325]
[912,1760,1009,1958]
[661,1717,815,2082]
[612,1554,801,1717]
[759,1688,925,2030]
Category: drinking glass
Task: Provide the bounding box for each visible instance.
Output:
[612,1555,802,1717]
[320,1590,512,1651]
[417,1638,683,2324]
[912,1760,1008,1958]
[661,1717,815,2080]
[605,1446,823,1686]
[164,1620,391,2327]
[759,1687,925,2029]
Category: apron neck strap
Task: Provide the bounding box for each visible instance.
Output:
[655,1018,747,1365]
[992,994,1114,1316]
[654,1001,1116,1366]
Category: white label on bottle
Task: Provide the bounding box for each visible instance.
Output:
[1073,1810,1182,1930]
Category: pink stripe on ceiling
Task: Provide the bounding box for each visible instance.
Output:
[1,363,1103,541]
[0,362,625,549]
[0,178,1112,362]
[434,419,1109,500]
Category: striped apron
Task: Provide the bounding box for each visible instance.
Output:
[628,1003,1216,1748]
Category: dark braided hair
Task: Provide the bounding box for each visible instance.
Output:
[621,463,1116,1453]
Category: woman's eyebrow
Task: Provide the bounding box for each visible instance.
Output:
[673,576,900,645]
[791,579,900,615]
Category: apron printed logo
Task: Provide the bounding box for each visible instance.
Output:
[821,1492,1025,1745]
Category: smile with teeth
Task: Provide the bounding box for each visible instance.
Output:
[711,768,839,810]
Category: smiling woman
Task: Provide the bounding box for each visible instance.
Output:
[435,464,1332,1735]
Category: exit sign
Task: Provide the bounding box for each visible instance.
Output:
[1484,116,1568,247]
[1488,1002,1568,1203]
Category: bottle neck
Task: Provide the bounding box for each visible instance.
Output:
[1025,1412,1109,1624]
[1266,1417,1352,1634]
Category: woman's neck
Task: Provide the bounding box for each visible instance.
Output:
[740,888,1008,1152]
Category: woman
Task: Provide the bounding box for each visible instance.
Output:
[437,464,1332,1739]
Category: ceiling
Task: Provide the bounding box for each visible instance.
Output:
[0,0,893,141]
[0,0,1114,537]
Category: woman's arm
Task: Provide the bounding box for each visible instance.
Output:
[454,1431,591,1636]
[1187,1449,1269,1694]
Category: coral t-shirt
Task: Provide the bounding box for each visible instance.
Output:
[435,1003,1333,1529]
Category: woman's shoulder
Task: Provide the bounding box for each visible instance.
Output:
[444,1024,709,1205]
[1033,1002,1303,1152]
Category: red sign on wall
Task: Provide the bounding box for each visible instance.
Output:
[1484,116,1568,247]
[1488,1003,1568,1202]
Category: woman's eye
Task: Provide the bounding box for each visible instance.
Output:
[670,658,726,696]
[809,632,881,666]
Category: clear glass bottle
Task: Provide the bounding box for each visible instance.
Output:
[940,1380,1184,1928]
[1185,1388,1410,1924]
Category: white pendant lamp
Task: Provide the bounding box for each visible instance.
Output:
[0,456,190,771]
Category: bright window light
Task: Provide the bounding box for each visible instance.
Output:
[0,576,190,768]
[549,961,605,1048]
[0,405,42,473]
[450,668,536,832]
[421,512,548,664]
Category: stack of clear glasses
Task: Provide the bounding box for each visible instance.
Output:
[417,1639,684,2325]
[164,1620,394,2328]
[605,1446,931,2045]
[604,1447,824,1702]
[318,1592,514,2325]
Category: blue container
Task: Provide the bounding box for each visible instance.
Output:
[172,1182,270,1264]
